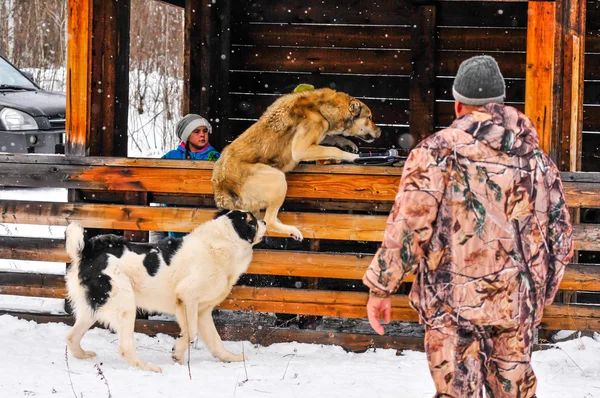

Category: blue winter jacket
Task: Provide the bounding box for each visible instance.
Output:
[162,142,220,161]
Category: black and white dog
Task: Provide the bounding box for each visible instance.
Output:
[65,210,266,372]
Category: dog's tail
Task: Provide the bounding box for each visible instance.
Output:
[65,222,85,261]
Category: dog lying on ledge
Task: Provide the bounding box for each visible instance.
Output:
[64,210,265,372]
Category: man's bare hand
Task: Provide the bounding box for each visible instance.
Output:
[366,296,392,335]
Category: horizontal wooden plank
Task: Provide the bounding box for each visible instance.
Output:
[231,1,528,28]
[584,81,600,105]
[583,105,600,131]
[587,30,600,53]
[230,46,413,75]
[436,2,527,28]
[0,154,403,175]
[584,54,600,79]
[1,280,597,331]
[232,24,527,52]
[0,201,389,240]
[573,224,600,251]
[4,200,597,246]
[231,0,414,25]
[229,71,411,99]
[2,241,600,290]
[0,237,66,262]
[231,24,412,49]
[4,311,425,352]
[0,164,401,200]
[438,27,526,51]
[588,2,600,31]
[230,47,528,78]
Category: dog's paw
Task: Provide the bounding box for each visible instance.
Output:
[73,350,97,360]
[171,352,184,365]
[220,352,247,363]
[139,363,162,373]
[290,228,303,241]
[343,142,359,153]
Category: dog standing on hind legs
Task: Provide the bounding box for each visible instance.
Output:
[64,210,266,372]
[211,88,381,241]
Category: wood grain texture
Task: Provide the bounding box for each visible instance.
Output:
[66,0,92,156]
[525,1,557,156]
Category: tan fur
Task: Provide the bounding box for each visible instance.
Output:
[212,88,380,240]
[65,214,266,372]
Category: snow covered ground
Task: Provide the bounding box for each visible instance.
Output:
[2,190,600,396]
[1,315,600,398]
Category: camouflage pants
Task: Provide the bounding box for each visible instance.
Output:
[424,320,537,398]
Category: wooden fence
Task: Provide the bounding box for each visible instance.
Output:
[1,154,599,351]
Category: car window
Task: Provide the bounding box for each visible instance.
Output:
[0,58,37,89]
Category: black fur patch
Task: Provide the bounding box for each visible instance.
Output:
[214,208,231,219]
[79,234,124,311]
[156,237,183,265]
[128,244,161,276]
[78,234,185,310]
[225,210,257,243]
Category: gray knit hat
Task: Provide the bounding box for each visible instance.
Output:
[452,55,506,106]
[176,114,212,143]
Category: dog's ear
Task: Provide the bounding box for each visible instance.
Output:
[349,100,362,117]
[225,210,256,243]
[214,209,230,219]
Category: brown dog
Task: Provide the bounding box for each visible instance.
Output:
[211,88,381,240]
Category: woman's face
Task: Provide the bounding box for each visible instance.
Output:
[188,126,209,150]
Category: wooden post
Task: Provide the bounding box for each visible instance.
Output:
[67,0,130,157]
[525,1,557,158]
[66,0,92,156]
[183,0,209,117]
[183,0,230,152]
[214,0,232,151]
[557,0,586,172]
[409,4,436,145]
[89,0,131,157]
[525,0,586,170]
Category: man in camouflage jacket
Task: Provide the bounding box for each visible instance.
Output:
[363,55,573,398]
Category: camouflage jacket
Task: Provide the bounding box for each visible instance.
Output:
[363,104,573,327]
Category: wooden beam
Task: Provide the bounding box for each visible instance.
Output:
[0,163,401,201]
[4,235,600,292]
[0,154,404,175]
[66,0,130,157]
[66,0,92,156]
[4,312,424,353]
[88,0,131,157]
[409,4,436,146]
[525,1,557,158]
[0,200,388,241]
[183,0,208,116]
[1,280,599,331]
[557,0,586,171]
[212,0,231,151]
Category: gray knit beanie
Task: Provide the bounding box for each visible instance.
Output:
[176,114,212,143]
[452,55,506,106]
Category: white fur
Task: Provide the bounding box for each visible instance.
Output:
[64,214,266,372]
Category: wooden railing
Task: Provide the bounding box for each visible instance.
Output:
[1,154,599,350]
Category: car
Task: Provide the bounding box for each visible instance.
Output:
[0,55,65,154]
